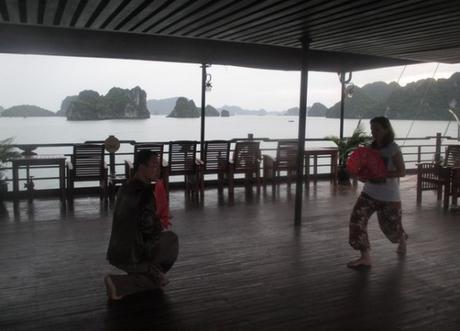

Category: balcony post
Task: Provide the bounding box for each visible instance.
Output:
[294,37,310,227]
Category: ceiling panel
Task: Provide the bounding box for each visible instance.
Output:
[1,0,459,70]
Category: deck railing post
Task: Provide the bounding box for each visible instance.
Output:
[200,64,209,154]
[417,146,421,164]
[294,37,310,227]
[435,132,441,163]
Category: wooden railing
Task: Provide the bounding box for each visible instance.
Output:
[1,134,457,198]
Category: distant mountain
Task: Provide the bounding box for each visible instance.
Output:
[217,105,275,116]
[221,109,230,117]
[309,102,328,117]
[65,86,150,120]
[325,74,460,120]
[0,105,3,113]
[205,105,220,117]
[168,97,200,118]
[1,105,56,117]
[57,95,78,116]
[147,97,179,115]
[285,107,299,116]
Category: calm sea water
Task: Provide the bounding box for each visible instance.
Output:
[0,115,457,143]
[0,115,458,189]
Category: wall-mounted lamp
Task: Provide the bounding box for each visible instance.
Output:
[205,73,212,92]
[345,83,354,98]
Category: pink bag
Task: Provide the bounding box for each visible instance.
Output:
[346,147,388,180]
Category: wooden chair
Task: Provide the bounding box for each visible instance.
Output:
[106,143,167,204]
[417,144,460,209]
[165,141,201,196]
[228,141,261,197]
[67,144,108,205]
[451,167,460,208]
[263,140,298,191]
[199,140,230,193]
[124,143,166,179]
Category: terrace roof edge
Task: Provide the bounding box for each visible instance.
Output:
[0,23,418,72]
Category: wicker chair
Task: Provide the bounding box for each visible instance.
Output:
[66,144,108,206]
[228,141,261,197]
[263,140,298,191]
[416,144,460,209]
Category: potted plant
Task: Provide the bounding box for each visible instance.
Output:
[327,122,372,185]
[0,137,20,200]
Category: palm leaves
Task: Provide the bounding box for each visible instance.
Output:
[327,123,372,164]
[0,138,19,179]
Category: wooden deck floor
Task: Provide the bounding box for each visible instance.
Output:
[1,176,460,331]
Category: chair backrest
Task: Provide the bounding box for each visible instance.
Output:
[168,141,197,175]
[134,143,165,162]
[233,141,260,171]
[71,144,105,180]
[202,140,230,173]
[444,145,460,167]
[276,140,298,169]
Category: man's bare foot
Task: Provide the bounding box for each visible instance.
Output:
[104,275,123,301]
[397,235,407,255]
[347,257,372,269]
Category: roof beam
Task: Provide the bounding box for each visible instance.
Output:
[0,23,415,72]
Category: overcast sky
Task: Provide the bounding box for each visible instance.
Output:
[2,53,460,112]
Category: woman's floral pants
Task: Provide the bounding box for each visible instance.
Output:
[349,193,407,251]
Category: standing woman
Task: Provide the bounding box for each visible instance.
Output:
[347,116,408,268]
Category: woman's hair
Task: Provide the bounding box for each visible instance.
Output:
[134,150,158,172]
[370,116,395,148]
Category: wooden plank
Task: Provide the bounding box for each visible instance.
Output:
[100,0,149,30]
[144,0,217,34]
[58,0,82,27]
[89,0,127,29]
[239,0,433,46]
[174,0,263,36]
[72,0,103,28]
[24,0,39,24]
[242,3,438,43]
[4,0,20,23]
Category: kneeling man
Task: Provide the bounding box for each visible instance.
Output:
[105,150,178,300]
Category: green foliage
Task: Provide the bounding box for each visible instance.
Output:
[327,123,372,163]
[326,73,460,120]
[0,138,20,180]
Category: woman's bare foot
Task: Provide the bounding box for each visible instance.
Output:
[397,235,407,255]
[347,257,372,269]
[347,250,372,269]
[104,274,124,301]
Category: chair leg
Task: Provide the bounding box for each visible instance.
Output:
[228,170,234,198]
[443,182,450,210]
[416,173,422,205]
[256,170,261,193]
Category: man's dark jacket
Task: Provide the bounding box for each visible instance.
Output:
[106,178,162,268]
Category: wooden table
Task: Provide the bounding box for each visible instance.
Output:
[304,147,339,187]
[10,155,67,207]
